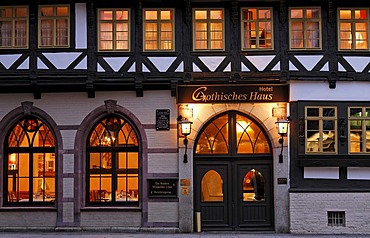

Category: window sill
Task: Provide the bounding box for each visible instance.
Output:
[1,206,56,211]
[81,206,141,212]
[298,155,370,167]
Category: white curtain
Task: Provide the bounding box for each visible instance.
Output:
[41,20,52,46]
[56,19,67,46]
[1,21,11,46]
[15,20,26,47]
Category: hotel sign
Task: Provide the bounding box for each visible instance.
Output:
[177,84,289,104]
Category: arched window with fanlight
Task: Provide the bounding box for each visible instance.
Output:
[195,111,271,155]
[4,116,56,205]
[86,114,139,205]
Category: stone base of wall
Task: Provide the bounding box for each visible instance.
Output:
[290,192,370,234]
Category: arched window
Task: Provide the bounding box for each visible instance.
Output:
[195,111,271,155]
[201,170,223,202]
[4,116,56,205]
[87,115,139,205]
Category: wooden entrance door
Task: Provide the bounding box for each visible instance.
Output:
[193,110,274,231]
[194,160,273,231]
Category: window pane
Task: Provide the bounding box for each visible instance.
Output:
[202,170,223,202]
[323,108,335,117]
[116,10,128,20]
[16,8,27,17]
[40,7,53,17]
[258,9,270,19]
[243,169,265,202]
[210,10,222,20]
[339,10,351,19]
[145,10,157,20]
[56,7,68,16]
[291,9,303,18]
[100,10,112,20]
[160,10,171,20]
[195,10,207,20]
[355,10,367,19]
[306,9,320,18]
[195,115,228,154]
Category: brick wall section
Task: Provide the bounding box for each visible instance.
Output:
[290,192,370,234]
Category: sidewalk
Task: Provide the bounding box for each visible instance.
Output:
[0,231,370,238]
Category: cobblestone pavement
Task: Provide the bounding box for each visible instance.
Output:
[0,232,370,238]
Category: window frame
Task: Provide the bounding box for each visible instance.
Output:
[338,8,370,51]
[4,116,56,206]
[289,7,322,50]
[0,6,28,49]
[241,7,273,51]
[143,8,175,52]
[38,4,70,48]
[305,106,337,154]
[348,106,370,154]
[98,8,130,52]
[86,115,140,206]
[193,8,225,51]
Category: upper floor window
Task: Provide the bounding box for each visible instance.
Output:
[348,107,370,153]
[98,9,130,51]
[241,8,273,50]
[5,116,56,205]
[193,9,224,51]
[289,7,321,50]
[38,5,69,48]
[87,115,139,205]
[306,107,337,154]
[143,9,174,51]
[0,6,28,48]
[338,9,369,50]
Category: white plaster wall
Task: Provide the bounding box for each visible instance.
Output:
[148,202,179,223]
[148,153,178,174]
[290,81,370,101]
[75,3,87,49]
[0,91,177,127]
[290,193,370,234]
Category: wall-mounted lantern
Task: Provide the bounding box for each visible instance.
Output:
[178,116,193,163]
[275,119,290,163]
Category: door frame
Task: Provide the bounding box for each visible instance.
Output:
[193,110,275,231]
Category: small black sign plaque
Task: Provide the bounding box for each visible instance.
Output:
[156,109,170,131]
[278,178,288,184]
[148,179,177,198]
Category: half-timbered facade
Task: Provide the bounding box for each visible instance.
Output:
[0,0,369,234]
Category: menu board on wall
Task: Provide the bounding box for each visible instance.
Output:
[148,179,177,198]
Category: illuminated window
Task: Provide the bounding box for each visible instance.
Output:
[201,170,223,202]
[143,9,174,51]
[0,6,28,48]
[5,116,56,205]
[241,8,273,50]
[98,9,129,51]
[305,107,337,153]
[87,115,139,204]
[193,9,224,51]
[348,107,370,153]
[338,9,369,50]
[38,5,69,48]
[289,7,321,49]
[195,112,270,154]
[243,169,265,202]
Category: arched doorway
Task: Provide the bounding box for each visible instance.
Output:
[194,111,274,231]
